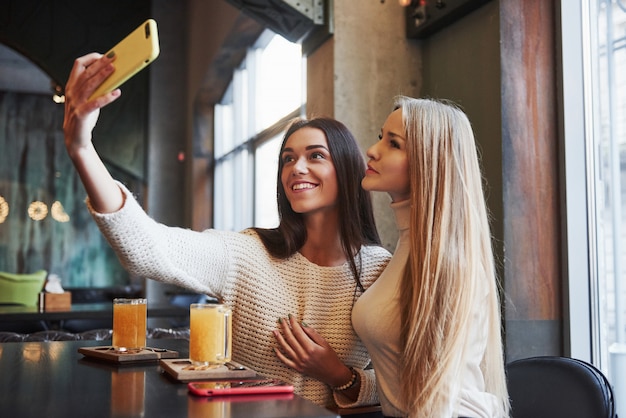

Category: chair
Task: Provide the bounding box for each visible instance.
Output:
[0,332,26,342]
[78,328,113,341]
[506,356,617,418]
[147,327,190,340]
[24,330,80,341]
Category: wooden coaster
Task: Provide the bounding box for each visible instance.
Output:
[160,358,257,381]
[78,346,179,363]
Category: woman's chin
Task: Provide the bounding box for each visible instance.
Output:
[361,178,380,193]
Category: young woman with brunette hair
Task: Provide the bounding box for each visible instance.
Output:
[254,117,382,293]
[62,52,390,409]
[354,96,510,417]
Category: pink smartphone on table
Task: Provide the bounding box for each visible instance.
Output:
[187,379,294,397]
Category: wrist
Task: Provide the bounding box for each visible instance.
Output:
[67,141,95,163]
[332,366,358,391]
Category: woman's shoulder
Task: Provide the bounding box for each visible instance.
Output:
[358,245,392,287]
[202,227,262,245]
[214,228,274,256]
[359,244,392,266]
[360,244,392,259]
[240,228,263,240]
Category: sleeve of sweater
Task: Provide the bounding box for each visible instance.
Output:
[334,368,380,409]
[86,181,232,298]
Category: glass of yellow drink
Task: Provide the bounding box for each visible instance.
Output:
[112,298,147,352]
[189,303,232,366]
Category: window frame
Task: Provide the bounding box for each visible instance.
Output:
[559,0,594,363]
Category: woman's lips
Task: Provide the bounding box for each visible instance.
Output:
[365,165,378,175]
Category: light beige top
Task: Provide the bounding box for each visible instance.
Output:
[353,200,500,417]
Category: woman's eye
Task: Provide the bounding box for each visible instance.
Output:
[282,155,294,163]
[378,133,383,140]
[311,152,325,160]
[390,140,401,149]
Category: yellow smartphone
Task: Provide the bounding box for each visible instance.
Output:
[89,19,160,100]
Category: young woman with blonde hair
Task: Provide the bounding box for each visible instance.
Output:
[354,96,510,417]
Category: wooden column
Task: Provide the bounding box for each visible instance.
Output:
[500,0,562,360]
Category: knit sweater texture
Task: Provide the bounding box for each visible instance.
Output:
[87,183,391,409]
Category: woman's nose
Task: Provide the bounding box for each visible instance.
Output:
[366,143,378,160]
[292,157,308,174]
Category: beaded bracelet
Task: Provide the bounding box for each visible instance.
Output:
[333,367,357,391]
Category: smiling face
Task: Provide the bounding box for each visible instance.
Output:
[362,108,411,202]
[280,127,339,215]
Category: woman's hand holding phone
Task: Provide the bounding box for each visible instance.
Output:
[88,19,159,100]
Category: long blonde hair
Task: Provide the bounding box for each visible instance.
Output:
[396,96,510,417]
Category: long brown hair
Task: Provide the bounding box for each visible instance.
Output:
[395,97,510,417]
[253,117,381,292]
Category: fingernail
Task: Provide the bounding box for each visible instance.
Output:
[288,313,292,319]
[277,317,282,324]
[301,321,308,327]
[106,50,115,59]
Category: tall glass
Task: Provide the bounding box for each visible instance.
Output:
[112,298,147,352]
[189,303,232,366]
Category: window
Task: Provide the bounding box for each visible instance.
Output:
[213,32,304,231]
[563,0,626,404]
[586,0,626,395]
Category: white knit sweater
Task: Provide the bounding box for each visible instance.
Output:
[87,183,390,409]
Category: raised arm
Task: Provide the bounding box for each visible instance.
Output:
[63,52,125,214]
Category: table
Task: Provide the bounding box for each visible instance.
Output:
[0,339,340,418]
[0,303,189,331]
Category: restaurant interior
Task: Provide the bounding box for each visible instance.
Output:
[0,0,624,417]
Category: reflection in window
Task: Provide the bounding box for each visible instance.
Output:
[27,201,48,221]
[51,201,70,223]
[214,31,303,231]
[0,195,8,223]
[0,198,70,223]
